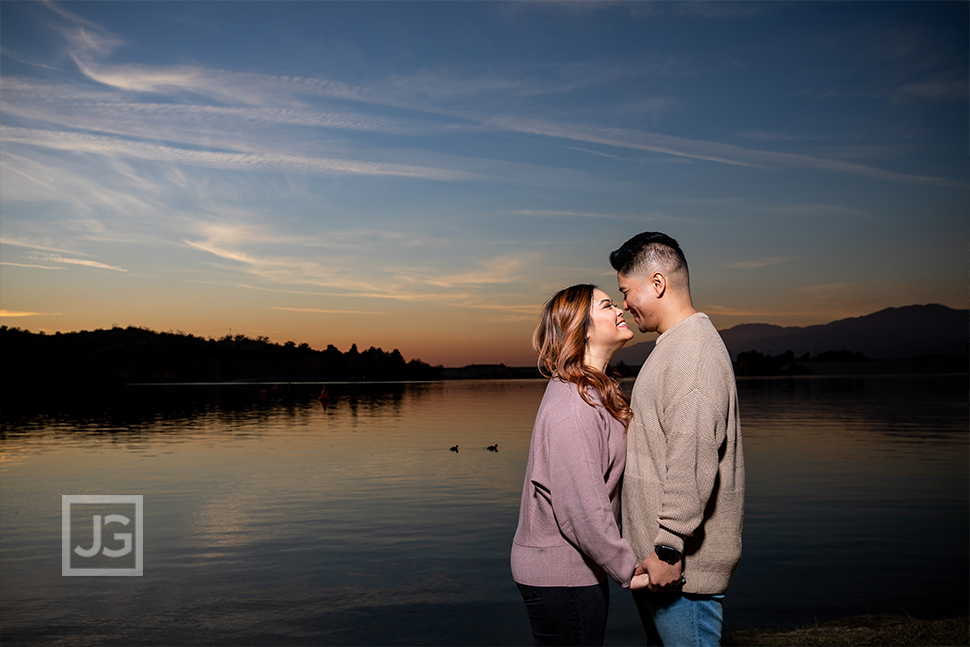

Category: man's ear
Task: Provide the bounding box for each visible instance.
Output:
[652,272,666,298]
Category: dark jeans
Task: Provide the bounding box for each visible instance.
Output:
[516,581,610,646]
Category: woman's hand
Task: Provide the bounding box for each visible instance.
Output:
[629,572,651,590]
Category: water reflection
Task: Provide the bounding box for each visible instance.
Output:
[731,374,968,630]
[1,382,448,442]
[0,376,967,645]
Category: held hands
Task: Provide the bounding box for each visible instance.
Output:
[629,572,652,590]
[635,552,684,593]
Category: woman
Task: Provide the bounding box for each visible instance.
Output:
[511,284,649,646]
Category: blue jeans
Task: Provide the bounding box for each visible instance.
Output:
[631,589,724,647]
[516,581,610,646]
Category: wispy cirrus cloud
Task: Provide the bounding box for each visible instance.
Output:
[407,253,540,289]
[0,261,64,270]
[186,219,448,256]
[72,59,367,108]
[184,225,437,298]
[29,253,127,272]
[504,209,634,221]
[758,203,873,220]
[795,281,910,297]
[6,54,963,193]
[0,261,66,270]
[0,310,63,317]
[480,115,968,188]
[734,130,803,142]
[894,77,969,102]
[270,307,390,315]
[0,79,463,138]
[726,257,796,269]
[503,209,688,223]
[0,235,83,255]
[2,126,476,181]
[10,14,961,193]
[435,299,545,324]
[53,10,361,108]
[182,216,544,305]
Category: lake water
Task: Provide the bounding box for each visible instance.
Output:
[1,375,967,645]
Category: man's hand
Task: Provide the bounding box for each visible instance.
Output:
[636,552,683,592]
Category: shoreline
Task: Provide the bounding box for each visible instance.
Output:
[723,614,969,646]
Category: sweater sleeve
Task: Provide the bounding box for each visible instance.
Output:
[544,387,638,587]
[654,387,724,551]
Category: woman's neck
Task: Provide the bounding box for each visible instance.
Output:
[583,347,612,373]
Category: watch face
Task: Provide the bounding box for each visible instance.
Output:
[655,546,681,564]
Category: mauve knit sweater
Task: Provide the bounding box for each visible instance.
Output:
[511,378,638,588]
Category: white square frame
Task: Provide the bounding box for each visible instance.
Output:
[62,495,143,576]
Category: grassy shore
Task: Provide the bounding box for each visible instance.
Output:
[723,614,969,646]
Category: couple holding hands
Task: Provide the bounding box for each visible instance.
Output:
[511,232,745,647]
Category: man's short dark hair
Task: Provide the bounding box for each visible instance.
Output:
[609,232,688,277]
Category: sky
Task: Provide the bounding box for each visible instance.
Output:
[1,1,967,367]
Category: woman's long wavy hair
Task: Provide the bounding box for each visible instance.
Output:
[533,284,632,426]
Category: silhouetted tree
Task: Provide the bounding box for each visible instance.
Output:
[0,325,441,392]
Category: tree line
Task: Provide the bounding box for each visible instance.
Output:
[0,325,442,388]
[733,349,868,376]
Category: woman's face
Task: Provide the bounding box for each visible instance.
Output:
[587,288,634,350]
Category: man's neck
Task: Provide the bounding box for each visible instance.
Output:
[657,304,698,335]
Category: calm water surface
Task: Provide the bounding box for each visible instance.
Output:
[1,375,967,645]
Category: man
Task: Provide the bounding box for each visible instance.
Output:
[610,232,744,647]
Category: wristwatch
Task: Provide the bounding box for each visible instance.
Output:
[654,545,682,565]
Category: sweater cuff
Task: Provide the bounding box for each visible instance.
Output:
[619,554,639,589]
[655,526,684,553]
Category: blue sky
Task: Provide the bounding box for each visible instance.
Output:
[1,1,967,366]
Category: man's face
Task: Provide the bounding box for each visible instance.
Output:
[617,272,656,333]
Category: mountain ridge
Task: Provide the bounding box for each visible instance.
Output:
[612,304,969,366]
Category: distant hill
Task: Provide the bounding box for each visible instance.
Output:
[612,304,969,366]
